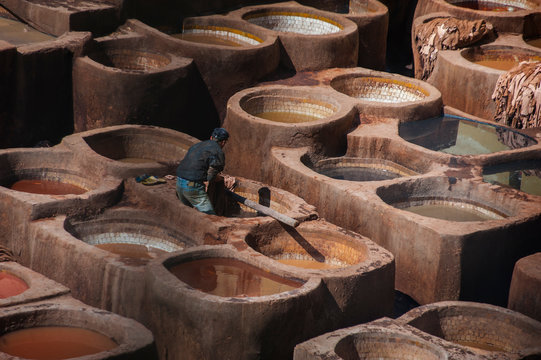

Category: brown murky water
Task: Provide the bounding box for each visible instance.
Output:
[173,33,248,47]
[473,59,524,71]
[117,157,155,164]
[276,258,343,270]
[0,17,55,45]
[451,1,525,11]
[0,271,28,299]
[10,179,87,195]
[255,111,321,123]
[169,257,303,297]
[0,326,117,359]
[403,203,500,221]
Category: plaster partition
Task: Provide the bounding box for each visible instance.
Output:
[0,261,69,308]
[25,206,205,321]
[397,301,541,358]
[423,36,541,120]
[61,125,199,179]
[508,252,541,322]
[145,244,327,360]
[0,299,158,359]
[223,84,358,182]
[413,0,541,37]
[329,68,443,122]
[0,0,120,36]
[72,33,215,138]
[231,1,359,71]
[123,18,281,120]
[228,219,395,327]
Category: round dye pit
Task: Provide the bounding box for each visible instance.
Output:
[168,257,304,297]
[2,170,91,196]
[331,75,429,103]
[334,332,447,360]
[245,225,367,270]
[483,160,541,196]
[445,0,534,11]
[0,16,55,45]
[399,115,537,155]
[0,326,118,359]
[88,47,171,73]
[243,10,343,35]
[173,25,262,47]
[461,47,541,71]
[312,157,418,182]
[402,302,541,354]
[9,179,87,195]
[0,271,28,299]
[392,197,508,221]
[240,92,338,124]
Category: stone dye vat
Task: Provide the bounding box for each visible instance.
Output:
[399,114,538,155]
[462,45,541,71]
[72,35,204,135]
[145,245,332,360]
[233,2,359,71]
[0,262,69,308]
[224,85,357,182]
[483,159,541,196]
[0,301,157,359]
[311,156,419,181]
[414,0,541,35]
[124,18,280,120]
[234,219,394,326]
[61,125,199,179]
[508,252,541,322]
[398,301,541,356]
[0,0,120,36]
[329,68,443,121]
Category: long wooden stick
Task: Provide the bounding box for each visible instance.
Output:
[226,190,299,227]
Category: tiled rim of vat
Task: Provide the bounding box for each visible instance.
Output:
[460,44,541,71]
[397,301,541,354]
[0,302,155,358]
[311,156,421,180]
[231,85,353,127]
[149,245,322,302]
[225,176,318,221]
[64,208,196,254]
[444,0,539,11]
[61,125,199,173]
[0,262,70,308]
[375,176,528,225]
[0,148,123,206]
[238,219,394,275]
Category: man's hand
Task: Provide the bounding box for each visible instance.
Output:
[223,175,236,191]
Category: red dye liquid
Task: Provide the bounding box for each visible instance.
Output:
[10,179,86,195]
[0,326,118,359]
[452,1,524,11]
[0,271,29,299]
[169,257,303,297]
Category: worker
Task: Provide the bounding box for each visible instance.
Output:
[176,128,235,215]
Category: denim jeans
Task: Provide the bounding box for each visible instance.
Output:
[176,177,215,215]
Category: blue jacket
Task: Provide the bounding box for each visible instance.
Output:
[176,140,225,182]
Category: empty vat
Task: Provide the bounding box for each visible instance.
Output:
[0,302,157,359]
[62,125,199,179]
[329,70,442,121]
[398,301,541,355]
[235,3,359,70]
[223,85,357,182]
[312,157,419,181]
[483,159,541,196]
[399,114,537,155]
[146,245,327,360]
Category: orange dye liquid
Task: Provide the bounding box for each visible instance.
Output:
[169,257,303,297]
[255,111,321,123]
[0,271,29,299]
[10,179,86,195]
[0,326,117,359]
[474,59,522,71]
[276,258,343,270]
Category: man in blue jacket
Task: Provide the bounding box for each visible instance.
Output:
[176,128,234,214]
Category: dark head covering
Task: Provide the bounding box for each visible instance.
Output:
[211,128,229,141]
